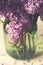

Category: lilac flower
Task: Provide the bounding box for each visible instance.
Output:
[24,0,40,15]
[0,0,43,21]
[5,20,23,42]
[0,0,43,43]
[0,0,19,17]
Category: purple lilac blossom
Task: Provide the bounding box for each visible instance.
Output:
[0,0,43,43]
[23,0,43,15]
[5,14,31,42]
[0,0,43,20]
[0,0,19,16]
[5,20,23,42]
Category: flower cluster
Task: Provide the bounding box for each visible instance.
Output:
[5,13,31,42]
[24,0,43,14]
[6,22,23,42]
[0,0,43,42]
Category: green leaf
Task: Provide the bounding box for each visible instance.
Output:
[3,19,10,33]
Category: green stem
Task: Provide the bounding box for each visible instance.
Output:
[15,46,21,57]
[23,31,26,58]
[9,41,21,57]
[28,33,31,52]
[32,36,36,53]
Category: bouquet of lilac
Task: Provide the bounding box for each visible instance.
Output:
[0,0,43,59]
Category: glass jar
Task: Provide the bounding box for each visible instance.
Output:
[3,14,38,60]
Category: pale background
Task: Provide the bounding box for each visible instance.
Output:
[0,17,43,65]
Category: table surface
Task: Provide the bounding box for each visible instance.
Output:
[0,17,43,65]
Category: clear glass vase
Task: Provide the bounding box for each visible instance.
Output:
[0,13,43,60]
[2,14,39,60]
[3,29,36,60]
[3,20,37,60]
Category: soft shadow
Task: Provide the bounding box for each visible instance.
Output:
[32,51,43,59]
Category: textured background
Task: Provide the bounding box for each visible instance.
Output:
[0,17,43,65]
